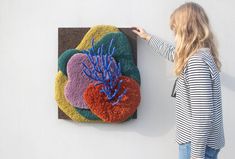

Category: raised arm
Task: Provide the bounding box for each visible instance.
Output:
[147,35,175,62]
[132,27,175,62]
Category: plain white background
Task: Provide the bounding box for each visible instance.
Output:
[0,0,234,158]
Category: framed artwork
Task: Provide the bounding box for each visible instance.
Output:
[55,25,141,123]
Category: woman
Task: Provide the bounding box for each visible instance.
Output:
[132,2,225,159]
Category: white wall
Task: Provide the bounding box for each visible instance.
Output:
[0,0,234,158]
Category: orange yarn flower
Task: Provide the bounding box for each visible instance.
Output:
[83,76,141,122]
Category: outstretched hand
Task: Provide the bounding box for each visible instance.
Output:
[132,27,151,41]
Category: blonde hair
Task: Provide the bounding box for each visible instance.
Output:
[170,2,221,76]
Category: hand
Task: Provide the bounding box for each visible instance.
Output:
[132,27,151,41]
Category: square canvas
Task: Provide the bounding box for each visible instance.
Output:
[55,25,141,123]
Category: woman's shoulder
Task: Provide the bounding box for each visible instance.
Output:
[184,47,218,79]
[185,48,210,68]
[190,48,217,68]
[190,47,211,61]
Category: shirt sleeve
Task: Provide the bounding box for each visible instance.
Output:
[185,56,213,159]
[147,35,175,62]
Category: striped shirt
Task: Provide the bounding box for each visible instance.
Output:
[148,35,225,159]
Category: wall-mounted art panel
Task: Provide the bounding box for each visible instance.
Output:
[55,25,141,123]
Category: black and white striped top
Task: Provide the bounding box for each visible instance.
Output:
[148,35,225,159]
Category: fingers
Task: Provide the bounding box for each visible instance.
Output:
[132,26,142,36]
[132,29,140,35]
[132,26,142,31]
[132,26,148,40]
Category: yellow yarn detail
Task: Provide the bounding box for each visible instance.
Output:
[55,71,103,123]
[75,25,119,50]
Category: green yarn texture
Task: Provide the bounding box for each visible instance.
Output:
[76,108,101,120]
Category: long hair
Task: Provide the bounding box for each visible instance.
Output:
[170,2,221,76]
